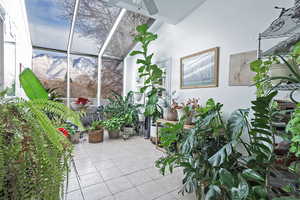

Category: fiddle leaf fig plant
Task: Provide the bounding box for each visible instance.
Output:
[130,24,164,119]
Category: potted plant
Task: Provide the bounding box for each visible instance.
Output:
[64,122,80,144]
[176,98,199,125]
[88,121,104,143]
[161,91,178,121]
[123,112,138,140]
[101,117,124,139]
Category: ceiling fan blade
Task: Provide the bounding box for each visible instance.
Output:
[143,0,158,15]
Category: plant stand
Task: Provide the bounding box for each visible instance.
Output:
[64,158,85,200]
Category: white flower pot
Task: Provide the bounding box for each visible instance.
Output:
[163,107,178,121]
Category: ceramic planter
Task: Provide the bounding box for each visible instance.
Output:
[163,107,178,121]
[108,130,120,139]
[88,129,104,143]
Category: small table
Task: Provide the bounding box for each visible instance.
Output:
[155,119,195,152]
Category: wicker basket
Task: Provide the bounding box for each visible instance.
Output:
[88,130,104,143]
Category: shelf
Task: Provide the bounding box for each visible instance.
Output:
[262,33,300,56]
[274,83,300,91]
[260,6,300,39]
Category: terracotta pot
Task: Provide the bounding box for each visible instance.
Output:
[163,107,178,121]
[70,132,80,144]
[88,129,104,143]
[108,130,120,139]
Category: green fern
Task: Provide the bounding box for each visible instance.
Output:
[0,94,77,199]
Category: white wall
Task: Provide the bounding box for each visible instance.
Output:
[124,0,294,117]
[0,0,32,97]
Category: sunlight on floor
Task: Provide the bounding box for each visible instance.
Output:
[66,136,196,200]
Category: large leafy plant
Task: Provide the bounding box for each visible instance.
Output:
[0,91,81,199]
[130,24,164,119]
[156,92,300,199]
[0,70,82,199]
[104,91,141,127]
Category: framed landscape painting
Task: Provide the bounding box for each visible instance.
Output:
[180,47,219,89]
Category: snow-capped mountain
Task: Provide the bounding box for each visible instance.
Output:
[32,54,97,81]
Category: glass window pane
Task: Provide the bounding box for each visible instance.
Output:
[70,0,121,55]
[25,0,74,51]
[32,49,67,97]
[70,54,98,99]
[101,58,123,98]
[4,42,16,96]
[104,11,155,58]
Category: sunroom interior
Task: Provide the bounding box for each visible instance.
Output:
[1,0,300,200]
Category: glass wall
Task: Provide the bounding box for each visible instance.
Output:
[26,0,155,102]
[70,54,97,98]
[32,49,67,97]
[101,59,123,99]
[4,42,16,96]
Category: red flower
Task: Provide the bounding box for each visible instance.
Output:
[75,97,89,105]
[58,128,69,137]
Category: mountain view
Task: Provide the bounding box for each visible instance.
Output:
[32,52,123,98]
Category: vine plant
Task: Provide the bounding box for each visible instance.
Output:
[130,24,163,119]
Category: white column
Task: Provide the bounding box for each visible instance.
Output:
[66,0,80,108]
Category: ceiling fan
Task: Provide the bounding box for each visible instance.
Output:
[110,0,159,15]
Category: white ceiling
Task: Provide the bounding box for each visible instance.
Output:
[110,0,207,24]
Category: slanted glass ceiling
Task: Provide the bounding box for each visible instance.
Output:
[25,0,154,100]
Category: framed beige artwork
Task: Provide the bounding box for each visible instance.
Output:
[180,47,219,89]
[229,50,257,86]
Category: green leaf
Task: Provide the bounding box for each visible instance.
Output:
[219,168,235,188]
[292,41,300,56]
[136,24,148,33]
[252,185,267,198]
[237,176,249,199]
[205,185,221,200]
[208,142,235,167]
[138,66,146,73]
[250,60,263,72]
[137,59,147,65]
[242,169,264,182]
[19,68,49,100]
[227,109,250,140]
[130,50,143,56]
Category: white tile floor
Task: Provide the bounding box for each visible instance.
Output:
[66,135,196,200]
